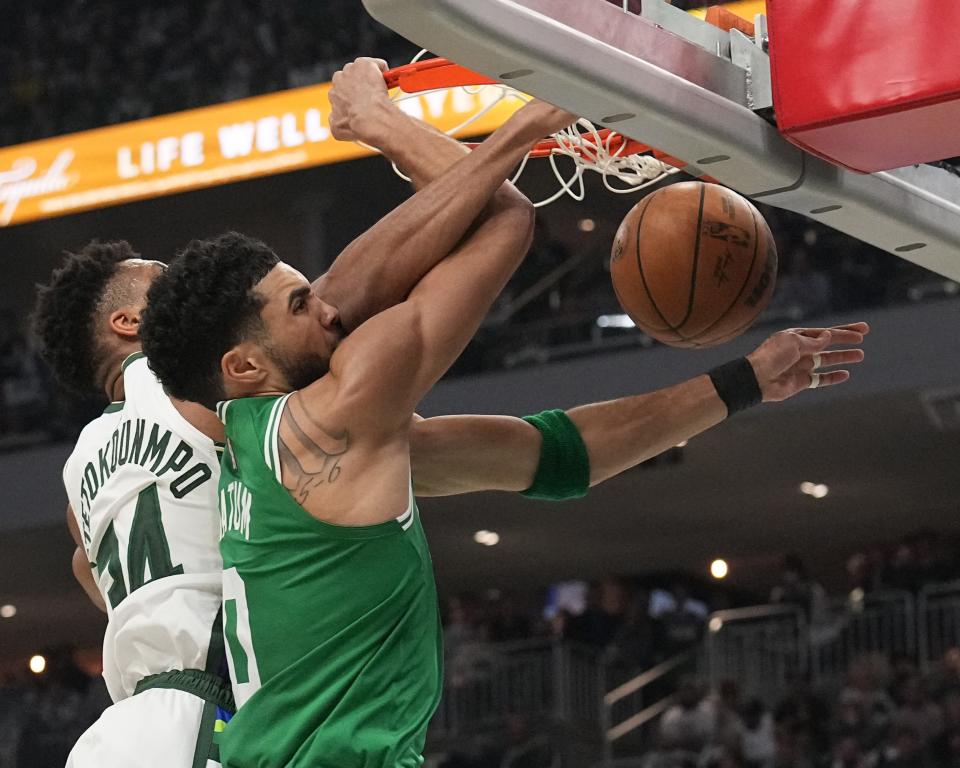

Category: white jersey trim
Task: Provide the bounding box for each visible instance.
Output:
[397,485,415,531]
[266,394,293,485]
[216,400,233,424]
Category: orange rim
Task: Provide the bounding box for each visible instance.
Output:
[383,58,497,92]
[383,58,692,171]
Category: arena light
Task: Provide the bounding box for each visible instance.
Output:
[0,604,16,619]
[29,655,46,674]
[595,314,636,329]
[799,481,829,499]
[473,530,500,546]
[710,559,729,580]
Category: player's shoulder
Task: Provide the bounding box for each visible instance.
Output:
[64,401,124,475]
[218,394,286,422]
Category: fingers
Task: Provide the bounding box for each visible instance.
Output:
[812,349,865,369]
[788,322,869,345]
[809,369,850,389]
[794,329,832,355]
[829,322,869,334]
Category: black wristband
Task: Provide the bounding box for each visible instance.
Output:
[708,357,763,416]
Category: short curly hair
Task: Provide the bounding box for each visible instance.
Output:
[32,241,139,398]
[141,232,279,409]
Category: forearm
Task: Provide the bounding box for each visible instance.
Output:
[315,103,542,330]
[363,108,468,190]
[73,547,107,613]
[568,375,727,486]
[410,414,540,496]
[409,375,726,497]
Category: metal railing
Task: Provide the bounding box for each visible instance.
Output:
[811,590,914,687]
[704,605,807,704]
[600,651,694,765]
[702,582,960,699]
[429,638,603,747]
[919,580,960,671]
[427,582,960,766]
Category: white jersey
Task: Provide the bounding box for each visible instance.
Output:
[63,353,224,702]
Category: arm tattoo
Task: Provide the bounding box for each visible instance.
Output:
[277,393,349,505]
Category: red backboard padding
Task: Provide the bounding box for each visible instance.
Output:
[767,0,960,173]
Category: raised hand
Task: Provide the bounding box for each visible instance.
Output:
[746,322,869,402]
[329,57,395,144]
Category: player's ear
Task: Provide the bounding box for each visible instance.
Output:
[222,343,270,389]
[107,308,141,340]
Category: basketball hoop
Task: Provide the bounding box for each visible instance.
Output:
[381,56,683,207]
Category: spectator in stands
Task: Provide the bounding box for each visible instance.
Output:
[700,679,744,751]
[887,539,923,593]
[564,577,628,650]
[875,724,932,768]
[846,548,887,598]
[892,675,944,746]
[741,698,776,768]
[486,591,535,643]
[914,529,956,585]
[831,735,871,768]
[769,554,830,628]
[931,688,960,765]
[944,730,960,768]
[773,722,820,768]
[651,583,709,657]
[930,649,960,699]
[838,656,896,749]
[444,596,496,689]
[775,682,832,761]
[659,677,713,756]
[605,587,656,677]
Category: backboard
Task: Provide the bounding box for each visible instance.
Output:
[362,0,960,280]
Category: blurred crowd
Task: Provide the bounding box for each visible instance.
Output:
[0,0,745,149]
[0,653,110,768]
[2,0,416,147]
[443,579,713,693]
[4,533,960,766]
[644,647,960,768]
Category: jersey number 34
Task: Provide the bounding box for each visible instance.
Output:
[95,483,184,609]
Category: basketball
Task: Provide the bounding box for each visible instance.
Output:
[610,181,778,347]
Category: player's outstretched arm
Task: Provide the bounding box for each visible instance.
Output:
[410,323,869,496]
[313,58,565,331]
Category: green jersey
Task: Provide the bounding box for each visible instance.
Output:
[216,395,442,768]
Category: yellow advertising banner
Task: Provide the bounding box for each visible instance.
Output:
[0,82,523,228]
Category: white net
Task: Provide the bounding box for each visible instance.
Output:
[385,54,681,207]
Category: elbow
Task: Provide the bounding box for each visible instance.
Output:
[493,191,536,253]
[493,182,535,220]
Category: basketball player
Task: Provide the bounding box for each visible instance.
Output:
[39,61,865,766]
[34,78,574,766]
[140,92,867,768]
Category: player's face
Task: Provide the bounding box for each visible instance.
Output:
[254,263,343,391]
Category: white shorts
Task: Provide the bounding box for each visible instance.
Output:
[66,687,222,768]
